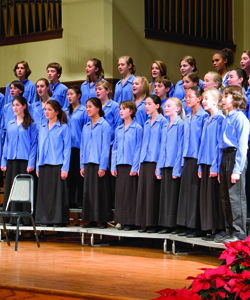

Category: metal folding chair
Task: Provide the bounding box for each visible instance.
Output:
[0,174,40,251]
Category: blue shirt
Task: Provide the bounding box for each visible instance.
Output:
[222,71,229,87]
[157,116,184,176]
[111,120,143,173]
[29,100,50,131]
[198,110,225,173]
[140,114,168,163]
[114,74,135,105]
[103,99,122,145]
[80,78,105,106]
[64,104,90,148]
[2,103,15,145]
[173,79,204,100]
[5,79,37,104]
[50,82,68,109]
[134,98,148,127]
[36,120,71,172]
[218,110,249,174]
[183,107,208,163]
[1,118,38,168]
[151,82,175,98]
[80,117,111,170]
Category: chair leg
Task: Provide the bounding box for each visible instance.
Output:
[31,217,40,248]
[15,217,20,251]
[1,217,10,246]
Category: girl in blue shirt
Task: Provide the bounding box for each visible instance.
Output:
[80,58,105,106]
[65,86,89,209]
[111,101,143,231]
[114,56,135,105]
[176,86,208,237]
[214,86,249,243]
[212,48,234,88]
[198,89,225,240]
[182,72,199,115]
[80,97,111,229]
[149,60,175,97]
[36,100,71,226]
[95,81,121,144]
[203,72,222,91]
[29,78,53,130]
[5,61,36,104]
[173,56,203,100]
[156,98,185,234]
[135,95,168,233]
[132,76,149,127]
[1,96,37,223]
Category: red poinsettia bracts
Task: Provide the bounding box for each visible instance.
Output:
[153,236,250,300]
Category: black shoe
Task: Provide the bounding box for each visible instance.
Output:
[202,234,216,241]
[158,227,172,234]
[186,230,206,238]
[147,227,159,233]
[118,225,125,230]
[99,222,108,229]
[178,229,193,236]
[82,221,97,228]
[171,228,183,234]
[138,227,148,233]
[124,225,136,231]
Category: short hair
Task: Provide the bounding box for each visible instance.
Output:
[119,56,136,74]
[10,80,25,95]
[120,100,137,119]
[95,81,111,98]
[13,61,31,79]
[183,72,200,85]
[46,62,62,78]
[223,85,247,110]
[155,76,172,89]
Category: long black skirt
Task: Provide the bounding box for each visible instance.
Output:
[200,164,224,231]
[35,165,69,225]
[135,162,161,226]
[177,158,201,229]
[158,167,181,227]
[68,147,83,206]
[3,159,36,225]
[82,163,111,222]
[114,164,138,224]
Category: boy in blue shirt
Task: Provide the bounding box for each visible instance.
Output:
[214,86,249,243]
[154,76,172,110]
[46,62,68,109]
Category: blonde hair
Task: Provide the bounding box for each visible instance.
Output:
[95,80,111,98]
[119,56,136,74]
[202,88,222,109]
[205,71,222,89]
[132,76,149,100]
[167,97,185,121]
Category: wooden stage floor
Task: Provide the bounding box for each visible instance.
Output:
[0,233,221,300]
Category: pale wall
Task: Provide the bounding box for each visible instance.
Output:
[0,0,247,89]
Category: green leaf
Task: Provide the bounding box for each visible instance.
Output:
[200,290,210,298]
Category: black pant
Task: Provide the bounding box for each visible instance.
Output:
[219,150,247,240]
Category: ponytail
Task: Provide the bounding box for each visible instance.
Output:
[87,97,105,118]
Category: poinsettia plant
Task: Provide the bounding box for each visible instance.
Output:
[153,236,250,300]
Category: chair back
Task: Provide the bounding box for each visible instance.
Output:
[5,174,34,214]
